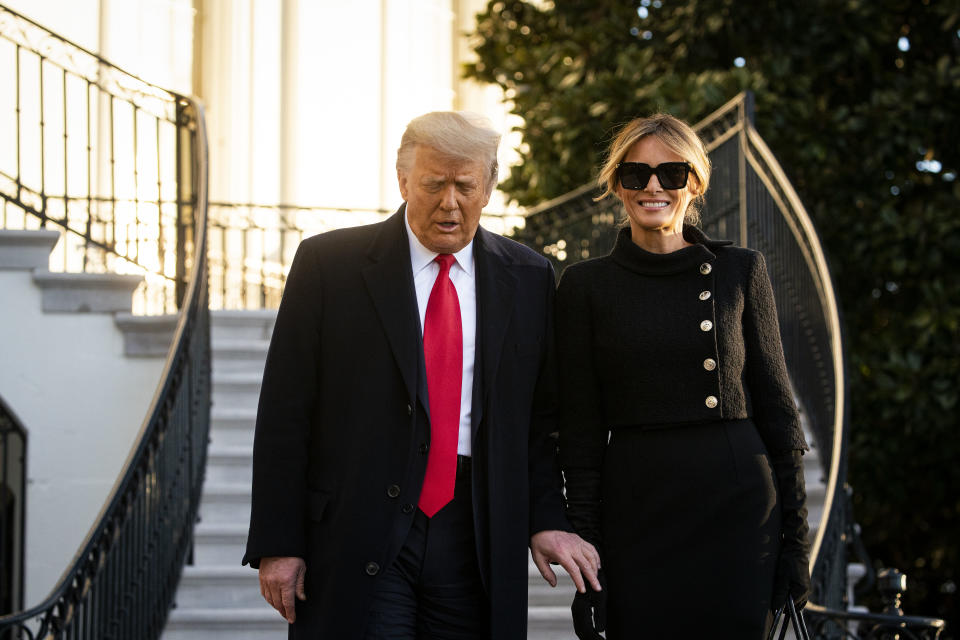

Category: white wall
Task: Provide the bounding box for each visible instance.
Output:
[0,270,164,607]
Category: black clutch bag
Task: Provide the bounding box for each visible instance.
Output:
[767,598,811,640]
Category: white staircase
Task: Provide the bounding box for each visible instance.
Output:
[0,228,174,605]
[163,309,828,640]
[164,310,282,640]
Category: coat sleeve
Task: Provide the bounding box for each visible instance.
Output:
[555,266,606,547]
[742,251,808,454]
[243,240,322,567]
[527,261,574,536]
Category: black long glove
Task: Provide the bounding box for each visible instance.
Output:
[563,468,603,549]
[771,449,812,610]
[572,568,607,640]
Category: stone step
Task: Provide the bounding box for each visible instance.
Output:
[805,464,825,489]
[174,566,263,608]
[114,312,178,357]
[198,482,251,524]
[212,371,262,411]
[162,607,286,640]
[193,522,247,565]
[0,229,60,269]
[527,556,579,612]
[32,270,143,313]
[210,407,257,447]
[529,579,576,607]
[211,338,269,375]
[206,444,253,484]
[211,309,277,341]
[528,606,576,639]
[166,574,575,638]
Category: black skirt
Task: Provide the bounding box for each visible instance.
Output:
[601,418,780,639]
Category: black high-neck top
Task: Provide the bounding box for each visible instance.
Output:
[610,224,731,275]
[556,225,807,465]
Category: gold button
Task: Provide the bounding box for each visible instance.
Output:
[705,395,718,408]
[699,290,711,301]
[700,320,713,332]
[700,263,712,275]
[703,358,717,371]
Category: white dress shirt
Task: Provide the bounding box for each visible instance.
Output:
[404,213,476,457]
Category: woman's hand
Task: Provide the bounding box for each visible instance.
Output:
[771,449,811,610]
[572,569,607,640]
[772,552,811,610]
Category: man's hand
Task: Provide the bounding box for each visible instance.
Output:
[530,530,601,593]
[259,556,307,623]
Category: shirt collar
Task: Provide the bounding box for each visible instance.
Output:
[404,209,475,277]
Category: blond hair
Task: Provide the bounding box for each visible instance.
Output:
[396,111,501,195]
[596,114,711,225]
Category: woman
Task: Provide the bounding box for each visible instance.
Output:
[556,113,811,639]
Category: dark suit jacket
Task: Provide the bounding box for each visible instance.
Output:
[243,207,569,639]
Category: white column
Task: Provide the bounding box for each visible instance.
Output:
[279,0,299,207]
[197,0,255,205]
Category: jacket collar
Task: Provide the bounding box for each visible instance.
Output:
[610,224,732,276]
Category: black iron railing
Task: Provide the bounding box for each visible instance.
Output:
[0,396,26,617]
[0,94,209,640]
[695,93,849,610]
[805,602,945,639]
[206,202,524,309]
[207,202,390,309]
[0,7,210,635]
[0,4,193,314]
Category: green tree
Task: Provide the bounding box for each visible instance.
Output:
[466,0,960,629]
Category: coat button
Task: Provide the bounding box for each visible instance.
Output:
[419,442,428,455]
[406,404,412,416]
[705,396,718,408]
[703,358,717,371]
[387,484,400,498]
[700,320,713,332]
[700,263,712,275]
[699,290,711,301]
[401,503,414,514]
[364,561,380,576]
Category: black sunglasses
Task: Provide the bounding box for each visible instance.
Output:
[617,162,692,190]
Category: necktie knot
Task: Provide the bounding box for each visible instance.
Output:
[435,253,454,273]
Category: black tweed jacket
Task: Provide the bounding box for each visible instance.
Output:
[556,225,808,474]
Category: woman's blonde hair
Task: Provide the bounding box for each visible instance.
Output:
[596,113,711,225]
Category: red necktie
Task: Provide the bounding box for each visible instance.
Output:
[418,254,463,517]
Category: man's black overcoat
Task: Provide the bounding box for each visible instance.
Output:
[243,207,568,639]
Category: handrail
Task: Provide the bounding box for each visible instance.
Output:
[739,121,845,571]
[205,201,523,309]
[0,3,192,314]
[0,94,209,640]
[804,603,945,639]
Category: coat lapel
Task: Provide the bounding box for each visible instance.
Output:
[472,227,517,433]
[361,207,427,413]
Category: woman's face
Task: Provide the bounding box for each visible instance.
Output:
[616,135,698,236]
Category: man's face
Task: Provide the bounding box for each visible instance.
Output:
[399,145,491,254]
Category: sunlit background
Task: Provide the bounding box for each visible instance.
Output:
[1,0,528,311]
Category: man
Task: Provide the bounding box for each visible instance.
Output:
[243,111,599,639]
